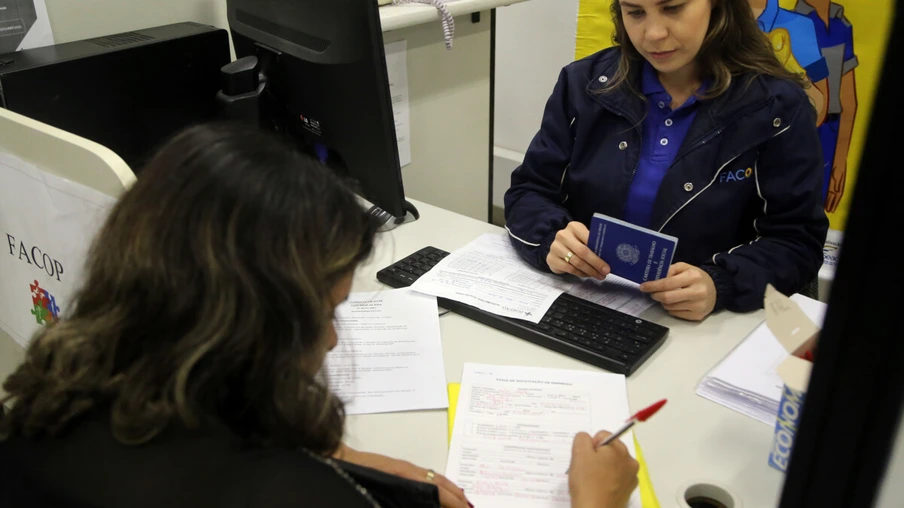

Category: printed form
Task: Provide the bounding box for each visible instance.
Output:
[411,233,654,323]
[445,363,641,508]
[410,234,574,323]
[325,289,448,415]
[567,275,655,318]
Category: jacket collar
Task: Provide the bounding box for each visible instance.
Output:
[584,50,775,139]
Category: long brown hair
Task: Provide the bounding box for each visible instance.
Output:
[607,0,809,97]
[0,123,377,456]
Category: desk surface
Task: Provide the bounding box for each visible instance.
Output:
[345,200,784,508]
[0,198,783,507]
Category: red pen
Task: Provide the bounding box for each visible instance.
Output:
[566,399,667,473]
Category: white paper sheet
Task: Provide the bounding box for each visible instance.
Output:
[697,294,827,425]
[0,152,116,347]
[384,40,412,168]
[325,289,448,415]
[410,233,574,323]
[566,274,656,317]
[446,363,641,508]
[0,0,54,53]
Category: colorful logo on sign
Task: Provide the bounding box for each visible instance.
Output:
[29,279,60,326]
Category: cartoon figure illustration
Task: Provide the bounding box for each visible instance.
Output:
[749,0,830,126]
[795,0,859,213]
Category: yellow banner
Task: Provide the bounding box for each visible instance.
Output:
[575,0,893,232]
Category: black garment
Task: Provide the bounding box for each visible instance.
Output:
[0,411,439,508]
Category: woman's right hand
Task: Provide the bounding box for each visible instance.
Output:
[568,431,640,508]
[546,222,610,280]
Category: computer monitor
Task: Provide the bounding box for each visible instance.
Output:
[779,6,902,507]
[222,0,419,230]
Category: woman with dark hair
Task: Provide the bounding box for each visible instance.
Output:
[0,124,639,508]
[504,0,828,321]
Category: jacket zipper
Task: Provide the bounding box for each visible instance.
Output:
[658,152,743,233]
[620,133,642,220]
[655,98,779,231]
[593,95,771,224]
[669,96,773,168]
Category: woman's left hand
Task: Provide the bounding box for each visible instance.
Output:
[337,445,471,508]
[639,263,717,321]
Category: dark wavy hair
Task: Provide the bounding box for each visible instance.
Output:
[606,0,809,97]
[0,123,377,456]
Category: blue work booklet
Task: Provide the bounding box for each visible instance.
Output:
[586,213,678,284]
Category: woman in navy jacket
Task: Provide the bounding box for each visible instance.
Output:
[504,0,828,321]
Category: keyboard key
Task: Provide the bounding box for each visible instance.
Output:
[630,333,650,344]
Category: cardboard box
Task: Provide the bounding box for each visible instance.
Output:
[763,284,820,472]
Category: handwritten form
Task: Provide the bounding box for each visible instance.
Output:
[445,363,641,508]
[325,289,448,415]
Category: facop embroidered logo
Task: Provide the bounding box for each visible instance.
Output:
[29,279,60,326]
[719,167,753,183]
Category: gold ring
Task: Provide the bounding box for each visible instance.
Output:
[426,469,435,482]
[564,251,574,265]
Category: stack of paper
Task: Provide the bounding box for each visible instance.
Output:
[445,363,641,508]
[325,289,448,415]
[696,294,827,425]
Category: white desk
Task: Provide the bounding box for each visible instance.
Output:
[0,182,783,506]
[345,199,784,508]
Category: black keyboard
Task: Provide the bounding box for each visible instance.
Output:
[376,246,669,375]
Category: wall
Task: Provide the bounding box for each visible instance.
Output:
[492,0,578,211]
[44,0,228,44]
[385,15,493,221]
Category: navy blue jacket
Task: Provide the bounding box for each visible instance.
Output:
[504,48,828,313]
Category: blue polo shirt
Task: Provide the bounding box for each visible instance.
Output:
[623,63,704,229]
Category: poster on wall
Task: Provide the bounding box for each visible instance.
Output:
[0,0,54,53]
[574,0,894,275]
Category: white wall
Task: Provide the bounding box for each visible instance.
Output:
[493,0,578,209]
[44,0,228,44]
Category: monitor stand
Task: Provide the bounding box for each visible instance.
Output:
[359,196,420,232]
[217,56,419,233]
